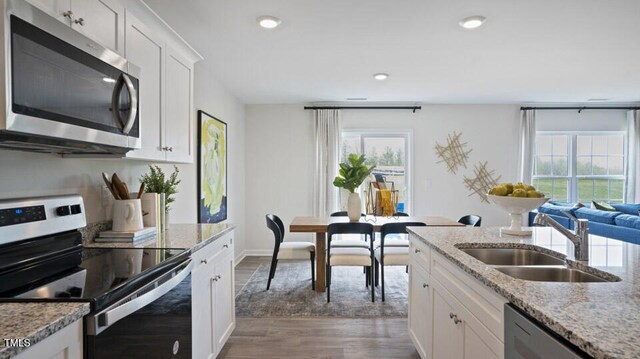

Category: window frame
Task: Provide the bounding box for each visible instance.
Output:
[534,131,627,203]
[341,129,413,214]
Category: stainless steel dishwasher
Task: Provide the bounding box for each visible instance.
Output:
[504,304,590,359]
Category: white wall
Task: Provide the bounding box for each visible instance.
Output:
[244,104,521,254]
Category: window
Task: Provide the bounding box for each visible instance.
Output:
[533,132,625,204]
[340,130,411,213]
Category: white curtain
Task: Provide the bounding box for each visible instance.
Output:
[518,109,536,183]
[625,110,640,203]
[313,109,341,216]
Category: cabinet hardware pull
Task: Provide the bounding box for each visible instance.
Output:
[212,275,222,282]
[223,244,229,248]
[162,146,174,152]
[63,10,73,19]
[449,312,462,324]
[201,259,208,264]
[414,248,421,253]
[422,283,429,288]
[74,18,85,26]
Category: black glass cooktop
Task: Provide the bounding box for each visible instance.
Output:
[3,247,189,311]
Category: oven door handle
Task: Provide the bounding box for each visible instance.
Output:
[97,258,192,331]
[111,73,138,135]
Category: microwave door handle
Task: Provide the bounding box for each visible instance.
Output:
[96,259,192,332]
[120,73,138,135]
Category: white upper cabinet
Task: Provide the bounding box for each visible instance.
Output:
[164,46,194,163]
[26,0,125,55]
[124,12,164,161]
[70,0,125,55]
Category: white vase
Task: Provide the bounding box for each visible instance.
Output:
[347,192,361,221]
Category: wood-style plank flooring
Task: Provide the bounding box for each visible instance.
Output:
[220,256,419,359]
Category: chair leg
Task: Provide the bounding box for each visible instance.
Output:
[326,265,331,303]
[406,265,409,273]
[381,262,385,302]
[365,267,369,288]
[374,259,380,287]
[310,251,315,290]
[266,252,278,290]
[371,263,375,302]
[272,259,278,278]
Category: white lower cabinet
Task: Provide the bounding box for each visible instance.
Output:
[192,232,236,359]
[14,319,82,359]
[408,262,432,359]
[408,234,507,359]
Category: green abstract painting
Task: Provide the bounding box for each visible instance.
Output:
[198,110,227,223]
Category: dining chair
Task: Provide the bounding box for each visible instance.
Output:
[393,212,409,216]
[458,214,482,227]
[328,211,369,248]
[375,222,427,301]
[265,214,315,290]
[326,222,375,303]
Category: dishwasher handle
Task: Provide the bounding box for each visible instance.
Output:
[95,258,192,334]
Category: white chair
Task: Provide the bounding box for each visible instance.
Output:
[266,214,315,290]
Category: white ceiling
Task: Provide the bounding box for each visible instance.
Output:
[145,0,640,105]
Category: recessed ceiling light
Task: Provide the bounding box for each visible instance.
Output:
[373,73,389,81]
[459,16,486,29]
[257,16,281,29]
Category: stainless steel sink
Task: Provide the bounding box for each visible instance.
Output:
[459,248,565,266]
[495,266,615,283]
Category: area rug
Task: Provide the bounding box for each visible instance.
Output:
[235,260,408,317]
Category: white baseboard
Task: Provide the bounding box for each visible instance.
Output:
[243,249,273,257]
[234,250,246,265]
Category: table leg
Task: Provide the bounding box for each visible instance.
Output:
[315,232,326,292]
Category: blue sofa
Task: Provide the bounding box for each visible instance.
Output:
[528,202,640,245]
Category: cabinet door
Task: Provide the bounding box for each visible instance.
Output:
[408,263,432,359]
[432,280,464,359]
[124,13,165,161]
[432,279,502,359]
[14,320,82,359]
[192,257,216,359]
[212,248,235,357]
[164,46,194,163]
[70,0,125,55]
[26,0,72,24]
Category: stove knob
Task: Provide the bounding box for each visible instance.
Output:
[68,287,82,297]
[55,291,71,298]
[56,206,71,216]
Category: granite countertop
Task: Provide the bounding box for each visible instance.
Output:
[85,223,236,253]
[408,226,640,359]
[0,302,89,359]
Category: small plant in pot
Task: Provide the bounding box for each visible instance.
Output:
[333,153,376,221]
[140,165,181,228]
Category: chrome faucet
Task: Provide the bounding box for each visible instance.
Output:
[533,212,589,262]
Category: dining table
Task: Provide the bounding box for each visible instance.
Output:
[289,215,465,292]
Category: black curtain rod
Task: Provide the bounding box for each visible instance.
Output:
[304,106,421,113]
[521,106,640,111]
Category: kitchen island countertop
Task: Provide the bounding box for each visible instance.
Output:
[408,226,640,359]
[0,302,89,359]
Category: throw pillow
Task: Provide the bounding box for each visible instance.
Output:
[592,201,616,211]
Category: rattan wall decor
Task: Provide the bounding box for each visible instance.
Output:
[434,131,471,174]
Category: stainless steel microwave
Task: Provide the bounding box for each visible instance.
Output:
[0,0,141,155]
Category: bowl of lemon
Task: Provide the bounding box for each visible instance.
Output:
[487,182,548,236]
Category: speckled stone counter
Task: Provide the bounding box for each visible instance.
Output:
[408,226,640,359]
[85,223,236,253]
[0,302,89,359]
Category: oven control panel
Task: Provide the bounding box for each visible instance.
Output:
[0,195,86,246]
[0,205,46,227]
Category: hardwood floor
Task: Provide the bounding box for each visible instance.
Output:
[220,256,419,359]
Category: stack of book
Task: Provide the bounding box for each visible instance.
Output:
[96,227,157,242]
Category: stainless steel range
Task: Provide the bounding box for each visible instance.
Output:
[0,195,192,358]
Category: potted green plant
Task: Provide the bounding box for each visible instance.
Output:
[333,153,376,221]
[140,165,181,228]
